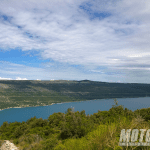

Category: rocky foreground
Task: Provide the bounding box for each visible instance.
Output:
[0,140,19,150]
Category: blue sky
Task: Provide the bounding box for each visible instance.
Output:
[0,0,150,83]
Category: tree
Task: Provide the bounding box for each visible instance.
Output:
[59,109,94,139]
[48,112,66,128]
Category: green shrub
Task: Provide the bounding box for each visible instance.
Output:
[48,112,66,128]
[40,136,59,150]
[54,143,66,150]
[30,118,48,128]
[59,109,94,139]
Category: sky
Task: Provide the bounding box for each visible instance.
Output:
[0,0,150,83]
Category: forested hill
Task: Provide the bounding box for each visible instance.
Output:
[0,80,150,110]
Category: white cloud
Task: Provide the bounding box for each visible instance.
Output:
[16,77,28,80]
[0,0,150,83]
[0,61,118,82]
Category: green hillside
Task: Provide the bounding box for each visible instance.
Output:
[0,80,150,110]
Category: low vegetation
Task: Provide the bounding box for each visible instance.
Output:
[0,98,150,150]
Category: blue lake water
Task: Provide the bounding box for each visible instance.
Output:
[0,97,150,127]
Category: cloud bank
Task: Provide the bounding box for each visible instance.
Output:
[0,0,150,83]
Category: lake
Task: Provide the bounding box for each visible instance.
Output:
[0,97,150,127]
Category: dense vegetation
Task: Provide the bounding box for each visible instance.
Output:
[0,80,150,110]
[0,99,150,150]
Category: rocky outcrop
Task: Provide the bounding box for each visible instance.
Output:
[0,140,19,150]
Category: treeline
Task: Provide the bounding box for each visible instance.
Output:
[0,99,150,150]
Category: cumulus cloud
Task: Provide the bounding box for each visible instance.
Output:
[0,0,150,83]
[16,77,28,80]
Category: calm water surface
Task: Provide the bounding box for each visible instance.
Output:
[0,97,150,126]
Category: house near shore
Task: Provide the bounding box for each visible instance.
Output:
[0,140,19,150]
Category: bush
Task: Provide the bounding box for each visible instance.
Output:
[48,112,66,128]
[13,139,19,145]
[30,118,48,128]
[13,126,24,138]
[26,116,37,125]
[40,135,59,150]
[54,143,66,150]
[59,109,94,139]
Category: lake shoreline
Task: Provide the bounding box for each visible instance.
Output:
[0,97,150,127]
[0,99,97,112]
[0,103,55,111]
[0,96,148,112]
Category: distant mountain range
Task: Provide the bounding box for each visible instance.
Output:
[0,80,150,110]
